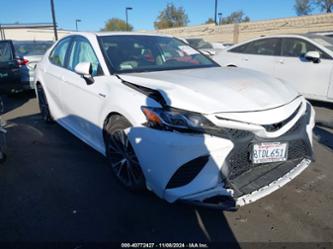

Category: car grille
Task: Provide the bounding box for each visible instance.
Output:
[225,112,312,182]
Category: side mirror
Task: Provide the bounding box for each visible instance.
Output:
[74,62,94,84]
[304,51,320,63]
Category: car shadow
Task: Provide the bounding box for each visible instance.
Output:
[0,90,36,115]
[308,100,333,150]
[0,109,240,245]
[314,126,333,151]
[309,99,333,110]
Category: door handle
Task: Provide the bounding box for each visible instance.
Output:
[278,59,284,64]
[98,93,106,98]
[243,58,249,61]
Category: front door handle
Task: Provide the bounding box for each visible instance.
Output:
[278,59,284,64]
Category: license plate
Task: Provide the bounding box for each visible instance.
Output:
[252,142,288,164]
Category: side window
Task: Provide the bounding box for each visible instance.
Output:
[229,43,250,53]
[68,38,103,76]
[0,41,14,62]
[243,38,281,56]
[282,38,330,59]
[49,38,71,67]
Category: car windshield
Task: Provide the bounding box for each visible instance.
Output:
[99,35,218,73]
[187,39,213,49]
[13,41,53,57]
[309,36,333,52]
[0,41,13,62]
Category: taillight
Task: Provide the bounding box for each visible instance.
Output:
[17,58,29,66]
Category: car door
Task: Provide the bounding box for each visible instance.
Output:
[43,37,73,119]
[225,38,281,75]
[60,36,107,150]
[274,38,333,101]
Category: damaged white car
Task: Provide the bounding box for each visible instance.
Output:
[35,33,315,210]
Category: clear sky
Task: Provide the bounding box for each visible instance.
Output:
[0,0,322,31]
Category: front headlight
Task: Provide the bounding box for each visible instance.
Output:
[141,106,216,132]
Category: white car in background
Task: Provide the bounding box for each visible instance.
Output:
[186,38,226,56]
[35,32,315,210]
[213,34,333,103]
[14,40,53,90]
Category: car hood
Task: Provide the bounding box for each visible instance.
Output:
[119,67,299,114]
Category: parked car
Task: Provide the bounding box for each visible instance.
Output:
[0,40,21,93]
[186,38,225,56]
[35,32,315,210]
[213,34,333,103]
[311,31,333,38]
[13,40,53,90]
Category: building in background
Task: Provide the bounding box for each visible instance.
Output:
[0,23,71,41]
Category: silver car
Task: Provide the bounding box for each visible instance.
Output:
[13,40,53,90]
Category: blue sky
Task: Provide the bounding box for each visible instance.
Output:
[0,0,322,31]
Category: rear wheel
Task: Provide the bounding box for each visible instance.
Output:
[105,115,146,191]
[36,84,53,122]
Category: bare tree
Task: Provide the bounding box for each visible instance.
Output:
[221,11,250,24]
[294,0,333,15]
[294,0,313,15]
[315,0,333,13]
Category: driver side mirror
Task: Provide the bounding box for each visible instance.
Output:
[304,51,320,63]
[74,62,95,85]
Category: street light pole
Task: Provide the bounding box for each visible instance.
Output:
[125,7,133,31]
[214,0,218,25]
[218,12,222,25]
[75,19,81,32]
[50,0,58,41]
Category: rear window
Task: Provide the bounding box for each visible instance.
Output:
[13,41,53,57]
[0,41,14,62]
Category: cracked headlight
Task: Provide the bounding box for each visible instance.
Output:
[141,106,216,132]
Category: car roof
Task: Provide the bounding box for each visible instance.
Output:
[73,31,173,38]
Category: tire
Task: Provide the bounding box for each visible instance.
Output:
[0,152,6,164]
[36,84,53,123]
[105,115,146,191]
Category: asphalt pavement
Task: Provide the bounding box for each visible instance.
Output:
[0,92,332,245]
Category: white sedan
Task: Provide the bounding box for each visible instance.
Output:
[35,32,315,210]
[213,34,333,103]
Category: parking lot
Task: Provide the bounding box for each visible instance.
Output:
[0,91,332,244]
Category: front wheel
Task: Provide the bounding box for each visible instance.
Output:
[105,115,146,191]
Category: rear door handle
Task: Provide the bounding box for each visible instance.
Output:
[243,58,249,61]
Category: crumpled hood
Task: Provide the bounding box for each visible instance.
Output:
[119,67,299,114]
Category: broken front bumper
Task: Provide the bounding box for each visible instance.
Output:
[127,101,315,210]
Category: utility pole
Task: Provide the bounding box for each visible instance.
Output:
[125,7,133,31]
[218,12,222,25]
[50,0,58,41]
[75,19,81,32]
[214,0,218,25]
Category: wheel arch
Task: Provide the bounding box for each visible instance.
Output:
[102,111,123,142]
